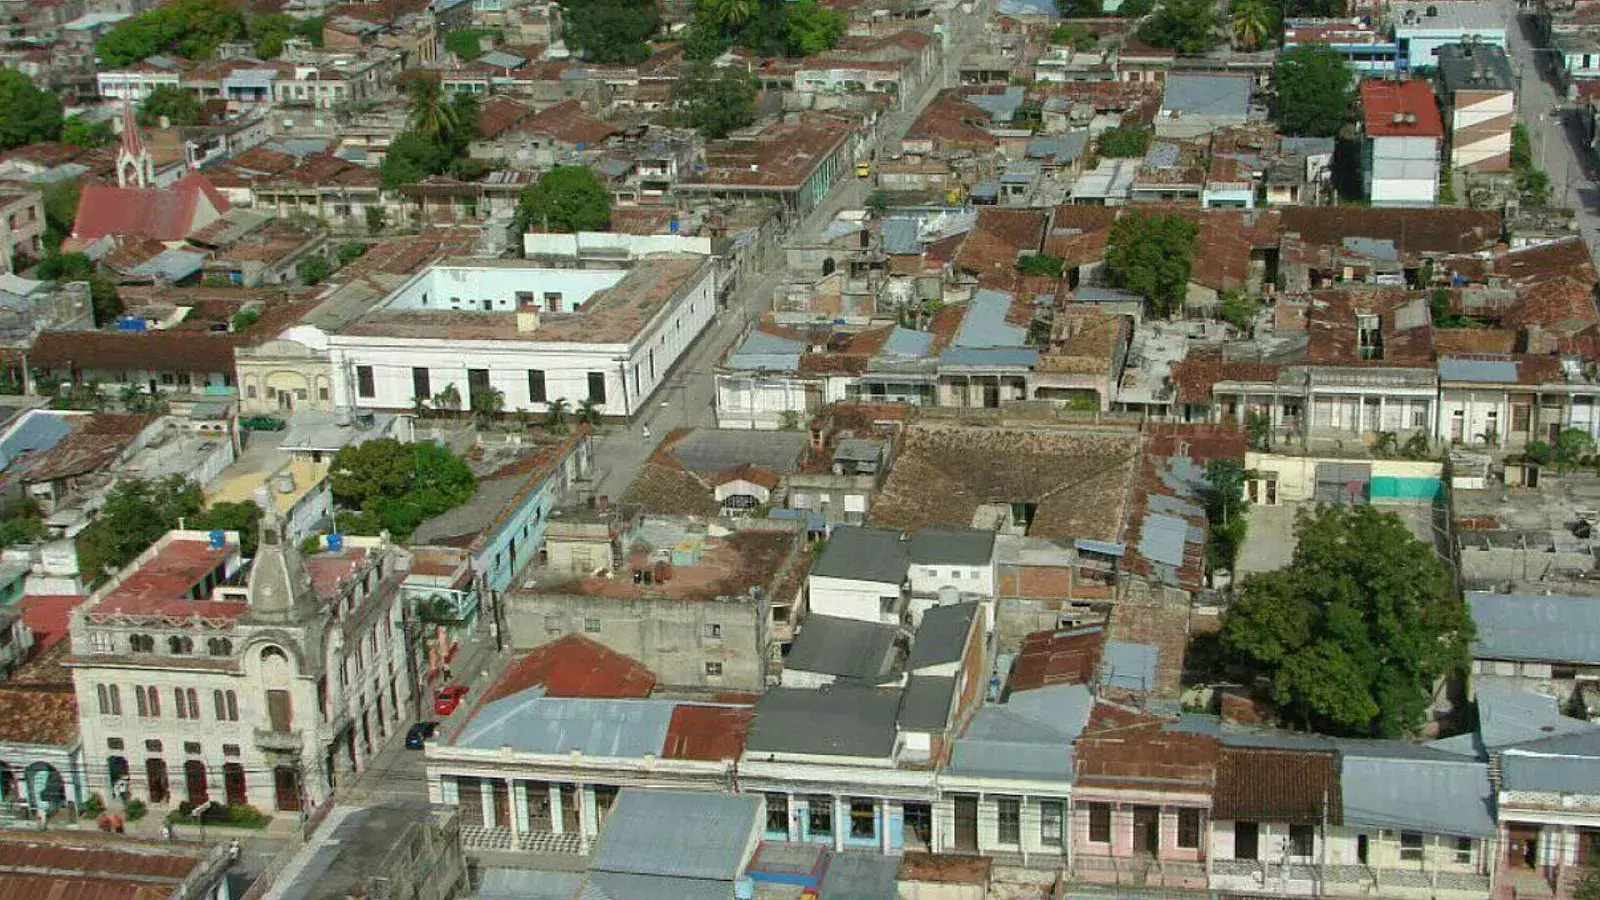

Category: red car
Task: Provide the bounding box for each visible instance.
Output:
[433,684,469,716]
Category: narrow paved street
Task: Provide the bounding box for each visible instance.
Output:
[587,6,990,499]
[1506,4,1600,261]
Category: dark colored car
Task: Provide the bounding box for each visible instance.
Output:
[433,684,470,716]
[405,721,439,749]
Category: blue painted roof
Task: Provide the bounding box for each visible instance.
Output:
[939,347,1039,367]
[725,330,804,372]
[1074,538,1126,557]
[954,289,1027,349]
[0,412,73,471]
[131,248,207,281]
[1439,357,1519,383]
[1161,73,1252,116]
[880,216,921,255]
[590,789,758,881]
[879,326,935,358]
[1027,133,1089,165]
[1340,755,1495,837]
[965,86,1026,122]
[1138,513,1190,568]
[1103,641,1158,692]
[1468,591,1600,664]
[456,690,677,756]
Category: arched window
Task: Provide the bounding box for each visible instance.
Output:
[213,689,239,721]
[208,637,233,657]
[168,635,193,655]
[261,646,289,663]
[130,634,154,653]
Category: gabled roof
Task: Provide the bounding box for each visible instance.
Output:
[811,525,910,585]
[1468,591,1600,664]
[70,171,230,243]
[1340,753,1494,837]
[1214,746,1340,824]
[482,635,657,702]
[784,615,899,682]
[589,790,758,882]
[907,602,979,671]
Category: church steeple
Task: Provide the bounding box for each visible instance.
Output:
[116,102,153,189]
[246,491,314,621]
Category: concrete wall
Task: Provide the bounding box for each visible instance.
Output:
[808,574,902,624]
[1244,452,1443,504]
[504,591,764,690]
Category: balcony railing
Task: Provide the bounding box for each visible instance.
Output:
[253,727,304,753]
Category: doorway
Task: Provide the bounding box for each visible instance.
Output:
[183,760,208,805]
[1235,820,1260,860]
[273,765,301,812]
[146,758,169,804]
[904,802,933,851]
[526,781,552,830]
[107,756,129,796]
[953,794,978,852]
[1507,824,1540,868]
[224,763,247,806]
[1133,805,1161,856]
[492,780,510,828]
[560,785,580,834]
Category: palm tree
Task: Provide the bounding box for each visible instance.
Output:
[703,0,751,28]
[575,398,602,427]
[472,386,505,424]
[405,78,457,139]
[432,384,462,415]
[1229,0,1272,51]
[546,397,570,430]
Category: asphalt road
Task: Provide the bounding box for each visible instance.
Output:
[1505,5,1600,262]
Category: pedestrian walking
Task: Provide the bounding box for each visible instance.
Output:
[642,425,651,440]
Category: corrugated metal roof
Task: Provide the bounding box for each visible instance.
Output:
[455,692,675,756]
[938,347,1039,367]
[954,290,1026,348]
[1439,357,1519,383]
[1161,73,1252,117]
[811,525,909,584]
[964,86,1025,123]
[817,852,900,900]
[581,872,730,900]
[745,685,901,758]
[477,868,584,900]
[1339,755,1495,837]
[784,614,899,681]
[880,326,935,358]
[726,330,804,372]
[588,789,758,881]
[907,602,979,670]
[477,50,526,68]
[1468,591,1600,664]
[1074,538,1126,557]
[1138,513,1189,567]
[1472,687,1599,750]
[880,217,921,255]
[947,738,1075,781]
[1501,731,1600,793]
[0,412,74,471]
[670,429,807,474]
[1102,641,1158,692]
[131,248,207,281]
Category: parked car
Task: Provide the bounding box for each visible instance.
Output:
[433,684,470,716]
[405,721,439,749]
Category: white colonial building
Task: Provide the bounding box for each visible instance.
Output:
[325,256,717,420]
[67,517,414,815]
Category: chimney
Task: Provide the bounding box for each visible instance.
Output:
[517,309,541,333]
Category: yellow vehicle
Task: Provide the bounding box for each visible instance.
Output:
[855,161,871,178]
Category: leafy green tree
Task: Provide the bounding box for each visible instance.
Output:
[443,28,497,60]
[138,84,201,127]
[1050,23,1097,47]
[188,500,264,554]
[297,255,331,285]
[1095,126,1149,158]
[1118,0,1154,15]
[1229,0,1274,50]
[672,60,757,140]
[472,385,505,423]
[331,439,477,540]
[339,242,368,265]
[1203,458,1248,574]
[546,397,570,429]
[90,276,122,327]
[365,205,388,235]
[76,476,204,581]
[96,0,247,66]
[1245,410,1271,451]
[1056,0,1103,16]
[61,117,115,148]
[682,20,733,59]
[1574,858,1600,900]
[1275,45,1353,137]
[514,166,612,235]
[405,78,458,141]
[38,251,93,282]
[575,398,602,426]
[1218,289,1257,333]
[784,1,845,55]
[0,499,46,550]
[446,91,481,154]
[380,131,451,187]
[563,0,660,64]
[1015,254,1065,277]
[0,70,62,151]
[1219,504,1473,737]
[1137,0,1218,54]
[41,179,81,252]
[1553,427,1594,473]
[701,0,752,27]
[230,308,259,331]
[1105,213,1197,318]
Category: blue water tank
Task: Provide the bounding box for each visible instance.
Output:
[326,533,344,552]
[116,317,147,332]
[669,218,679,233]
[208,529,226,549]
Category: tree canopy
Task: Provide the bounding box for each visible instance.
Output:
[514,165,612,235]
[1136,0,1219,54]
[139,84,202,128]
[1219,505,1473,737]
[247,14,324,58]
[672,60,758,140]
[1229,0,1274,50]
[684,0,843,60]
[76,476,204,582]
[0,70,63,151]
[188,500,264,555]
[562,0,661,64]
[1095,126,1149,158]
[380,88,480,188]
[61,117,115,148]
[1105,213,1197,318]
[96,0,248,66]
[1274,45,1353,137]
[330,439,477,540]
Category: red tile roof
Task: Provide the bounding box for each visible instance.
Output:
[0,685,77,745]
[518,99,616,146]
[1360,79,1444,138]
[1214,746,1341,824]
[89,538,244,621]
[662,704,754,761]
[483,635,657,702]
[70,172,230,244]
[18,594,89,650]
[0,837,207,900]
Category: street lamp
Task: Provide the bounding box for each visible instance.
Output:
[190,799,217,844]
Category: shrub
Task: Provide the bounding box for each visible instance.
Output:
[123,798,147,821]
[81,792,104,817]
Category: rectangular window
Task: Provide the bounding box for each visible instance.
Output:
[412,367,430,400]
[516,291,535,309]
[705,661,724,676]
[184,741,202,755]
[356,365,375,398]
[1040,800,1064,847]
[587,372,607,404]
[704,623,722,639]
[527,370,546,403]
[583,617,601,633]
[1178,808,1202,849]
[543,292,563,312]
[224,744,240,757]
[1088,802,1111,843]
[1400,831,1424,862]
[766,794,789,835]
[97,685,110,715]
[107,737,124,750]
[1236,820,1260,860]
[544,615,562,634]
[808,796,832,835]
[109,685,121,715]
[135,686,147,717]
[145,739,162,752]
[997,797,1021,845]
[1289,824,1315,859]
[175,688,188,719]
[849,799,876,839]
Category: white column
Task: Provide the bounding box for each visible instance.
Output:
[479,779,494,827]
[507,779,521,841]
[788,793,800,842]
[580,785,598,838]
[881,800,894,854]
[834,796,845,851]
[548,784,564,835]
